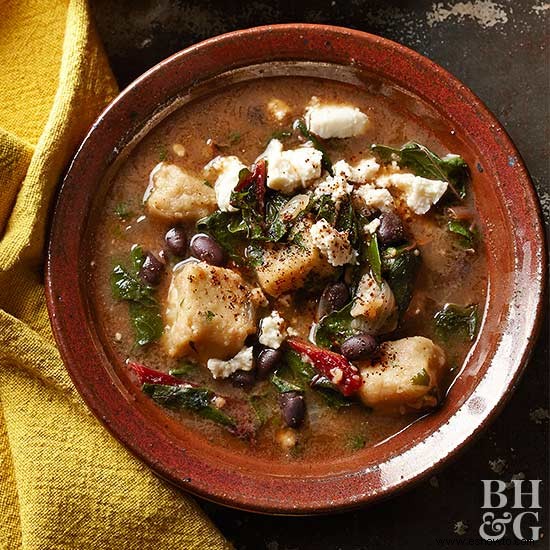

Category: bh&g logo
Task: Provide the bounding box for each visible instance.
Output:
[479,480,542,541]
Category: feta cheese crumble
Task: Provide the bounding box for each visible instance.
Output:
[305,98,370,138]
[260,139,323,194]
[258,310,287,349]
[309,218,357,267]
[313,172,352,205]
[204,155,247,212]
[207,346,254,379]
[376,172,448,215]
[354,185,395,212]
[332,158,380,183]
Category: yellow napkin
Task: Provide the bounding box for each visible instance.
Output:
[0,1,232,548]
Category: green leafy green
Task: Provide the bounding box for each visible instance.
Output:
[371,141,470,200]
[129,302,163,346]
[285,350,352,409]
[295,119,333,175]
[270,370,303,393]
[448,219,477,249]
[249,394,271,427]
[381,244,421,312]
[142,383,235,427]
[157,143,168,162]
[411,368,430,386]
[169,362,197,377]
[314,302,356,349]
[110,247,163,346]
[366,234,383,285]
[434,303,479,341]
[197,211,246,262]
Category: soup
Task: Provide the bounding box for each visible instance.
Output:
[90,75,487,461]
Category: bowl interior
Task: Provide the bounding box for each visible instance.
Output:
[46,25,546,514]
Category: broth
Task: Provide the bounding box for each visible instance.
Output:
[90,75,487,461]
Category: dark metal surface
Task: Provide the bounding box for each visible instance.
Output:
[92,1,548,548]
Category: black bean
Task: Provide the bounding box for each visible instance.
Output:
[230,369,256,389]
[190,234,225,266]
[318,282,350,319]
[279,391,306,428]
[377,211,406,246]
[138,252,164,286]
[256,348,282,380]
[340,334,378,361]
[164,226,188,256]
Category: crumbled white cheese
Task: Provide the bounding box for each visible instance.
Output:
[364,217,381,234]
[258,310,287,349]
[267,98,291,121]
[313,173,352,205]
[206,346,254,379]
[376,172,448,215]
[351,272,398,334]
[309,218,357,267]
[260,139,323,194]
[204,155,247,212]
[305,98,370,138]
[332,158,380,183]
[354,185,395,212]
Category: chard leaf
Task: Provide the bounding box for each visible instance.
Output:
[314,302,356,349]
[366,234,383,285]
[246,244,264,267]
[295,119,333,175]
[381,244,421,312]
[434,303,479,341]
[114,202,134,220]
[142,383,236,427]
[110,247,163,346]
[270,370,303,393]
[371,141,470,200]
[169,362,197,377]
[129,301,163,346]
[448,219,477,249]
[110,265,150,302]
[197,211,246,262]
[285,350,352,409]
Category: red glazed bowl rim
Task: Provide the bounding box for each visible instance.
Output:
[46,24,547,514]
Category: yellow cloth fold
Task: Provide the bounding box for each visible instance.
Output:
[0,1,231,548]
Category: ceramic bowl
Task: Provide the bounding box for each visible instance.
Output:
[46,24,546,514]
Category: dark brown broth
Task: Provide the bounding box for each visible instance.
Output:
[90,76,487,462]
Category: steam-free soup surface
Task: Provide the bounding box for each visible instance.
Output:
[90,76,487,461]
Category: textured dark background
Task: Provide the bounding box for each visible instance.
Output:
[91,1,549,548]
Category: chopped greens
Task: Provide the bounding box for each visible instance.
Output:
[128,301,163,347]
[366,234,383,285]
[294,119,334,175]
[197,211,246,262]
[110,247,163,346]
[371,141,470,200]
[314,302,356,349]
[411,368,430,386]
[271,370,303,393]
[381,244,421,312]
[285,350,353,408]
[434,303,479,341]
[142,383,235,427]
[169,362,197,377]
[448,219,477,249]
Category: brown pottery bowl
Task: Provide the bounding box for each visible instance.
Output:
[46,24,546,514]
